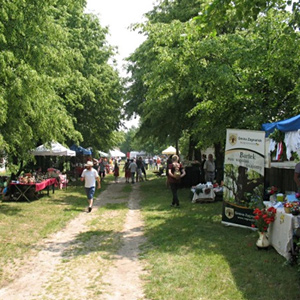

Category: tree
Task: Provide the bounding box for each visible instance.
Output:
[126,0,300,178]
[0,0,124,173]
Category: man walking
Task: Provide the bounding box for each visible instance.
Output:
[129,159,137,184]
[81,161,101,212]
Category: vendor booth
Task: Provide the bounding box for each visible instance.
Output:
[32,142,76,157]
[109,149,126,158]
[262,115,300,193]
[162,146,177,155]
[221,117,300,260]
[99,151,109,157]
[70,145,92,156]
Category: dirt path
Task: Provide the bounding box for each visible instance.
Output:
[0,179,146,300]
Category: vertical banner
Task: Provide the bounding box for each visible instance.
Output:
[222,129,265,228]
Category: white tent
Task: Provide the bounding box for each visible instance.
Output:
[98,150,109,157]
[32,142,76,156]
[162,146,177,155]
[109,149,126,157]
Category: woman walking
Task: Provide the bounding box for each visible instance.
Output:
[167,155,186,207]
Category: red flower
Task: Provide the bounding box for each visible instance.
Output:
[252,207,277,232]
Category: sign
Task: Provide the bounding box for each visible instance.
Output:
[222,129,265,228]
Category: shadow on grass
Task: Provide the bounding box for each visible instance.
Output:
[139,177,300,300]
[0,203,22,216]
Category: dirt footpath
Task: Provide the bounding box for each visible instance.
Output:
[0,180,146,300]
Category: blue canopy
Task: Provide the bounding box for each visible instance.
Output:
[262,114,300,136]
[70,145,92,155]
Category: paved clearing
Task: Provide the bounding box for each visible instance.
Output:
[0,179,147,300]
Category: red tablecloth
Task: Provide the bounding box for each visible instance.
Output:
[10,178,58,192]
[35,178,57,191]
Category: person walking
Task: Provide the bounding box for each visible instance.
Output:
[168,155,186,207]
[113,160,119,183]
[129,159,137,184]
[98,158,106,182]
[124,158,131,183]
[81,161,101,213]
[136,157,144,182]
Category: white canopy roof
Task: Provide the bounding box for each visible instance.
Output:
[32,142,76,157]
[109,149,126,157]
[162,146,177,155]
[98,150,109,157]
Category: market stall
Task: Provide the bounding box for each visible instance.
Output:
[9,178,58,202]
[264,201,300,260]
[32,142,76,157]
[70,144,92,156]
[262,115,300,192]
[260,116,300,259]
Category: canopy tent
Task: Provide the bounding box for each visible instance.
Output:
[98,150,109,157]
[162,146,177,155]
[109,149,126,157]
[70,144,92,156]
[262,114,300,136]
[32,142,76,156]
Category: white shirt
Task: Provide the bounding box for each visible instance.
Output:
[81,168,99,188]
[204,160,215,172]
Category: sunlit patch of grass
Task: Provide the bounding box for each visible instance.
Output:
[139,177,300,300]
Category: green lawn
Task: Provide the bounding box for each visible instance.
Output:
[139,177,300,300]
[1,174,299,299]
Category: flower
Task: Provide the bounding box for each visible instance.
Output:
[284,202,293,208]
[252,207,277,232]
[266,186,278,195]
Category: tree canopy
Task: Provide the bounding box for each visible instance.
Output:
[0,0,123,170]
[125,0,300,161]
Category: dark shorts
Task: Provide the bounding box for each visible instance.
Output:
[85,186,95,200]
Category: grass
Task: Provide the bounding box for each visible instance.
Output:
[1,172,299,299]
[0,176,113,287]
[139,176,300,300]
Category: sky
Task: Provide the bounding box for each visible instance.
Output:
[85,0,156,129]
[85,0,155,76]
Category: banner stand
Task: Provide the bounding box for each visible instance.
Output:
[222,129,265,228]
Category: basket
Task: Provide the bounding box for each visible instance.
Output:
[284,207,291,214]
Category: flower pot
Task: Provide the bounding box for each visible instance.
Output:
[284,207,291,214]
[256,232,270,249]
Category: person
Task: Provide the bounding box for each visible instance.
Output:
[141,158,147,180]
[136,157,144,182]
[123,159,131,183]
[294,162,300,193]
[200,154,206,183]
[113,160,119,183]
[81,161,101,213]
[168,155,186,207]
[98,158,106,182]
[204,154,215,183]
[129,159,137,184]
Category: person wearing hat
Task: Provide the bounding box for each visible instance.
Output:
[81,160,101,212]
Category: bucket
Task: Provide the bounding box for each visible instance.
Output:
[277,193,284,202]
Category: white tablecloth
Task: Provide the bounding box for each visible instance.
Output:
[264,201,300,259]
[191,187,215,203]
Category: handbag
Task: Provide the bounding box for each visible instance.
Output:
[173,163,181,179]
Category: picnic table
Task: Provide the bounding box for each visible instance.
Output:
[9,178,58,202]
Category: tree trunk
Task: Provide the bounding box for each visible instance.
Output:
[188,136,202,161]
[214,141,224,183]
